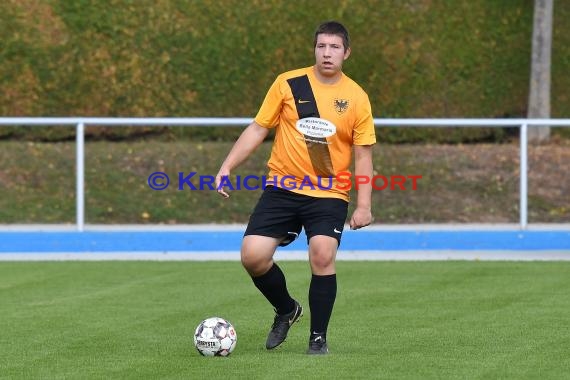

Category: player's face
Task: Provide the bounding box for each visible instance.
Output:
[314,34,351,81]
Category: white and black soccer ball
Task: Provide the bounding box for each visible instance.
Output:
[193,317,237,357]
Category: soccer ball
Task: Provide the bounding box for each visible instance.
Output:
[193,317,237,357]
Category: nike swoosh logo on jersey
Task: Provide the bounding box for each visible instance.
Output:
[298,99,311,104]
[334,228,342,234]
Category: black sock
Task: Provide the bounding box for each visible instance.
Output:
[309,274,337,341]
[251,263,295,315]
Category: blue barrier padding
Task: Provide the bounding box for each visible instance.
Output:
[0,230,569,253]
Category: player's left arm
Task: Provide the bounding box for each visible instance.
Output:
[349,144,373,230]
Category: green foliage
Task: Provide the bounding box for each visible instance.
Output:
[0,0,569,142]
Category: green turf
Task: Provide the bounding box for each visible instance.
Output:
[1,261,569,379]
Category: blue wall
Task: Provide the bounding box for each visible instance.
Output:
[1,229,569,253]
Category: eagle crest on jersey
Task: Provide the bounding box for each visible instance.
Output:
[334,99,349,115]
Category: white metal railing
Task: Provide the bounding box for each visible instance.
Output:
[1,117,569,231]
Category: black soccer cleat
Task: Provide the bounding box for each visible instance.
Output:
[265,300,303,349]
[307,334,329,355]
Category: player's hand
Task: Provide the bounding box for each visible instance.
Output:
[215,169,231,198]
[349,207,372,230]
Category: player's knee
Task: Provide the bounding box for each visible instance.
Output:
[240,249,256,270]
[240,248,270,276]
[309,236,338,271]
[240,236,278,275]
[310,249,335,271]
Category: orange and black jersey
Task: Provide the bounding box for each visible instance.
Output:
[254,66,376,201]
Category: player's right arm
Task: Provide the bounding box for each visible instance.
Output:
[215,121,270,198]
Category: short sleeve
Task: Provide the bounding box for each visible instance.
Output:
[254,76,284,129]
[352,93,376,145]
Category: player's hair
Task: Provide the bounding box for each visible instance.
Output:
[313,21,350,51]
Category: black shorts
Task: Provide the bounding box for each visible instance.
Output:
[244,186,349,247]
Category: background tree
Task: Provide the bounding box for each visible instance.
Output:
[528,0,554,141]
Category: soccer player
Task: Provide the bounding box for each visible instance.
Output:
[215,21,376,354]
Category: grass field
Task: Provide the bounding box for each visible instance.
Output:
[1,261,569,379]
